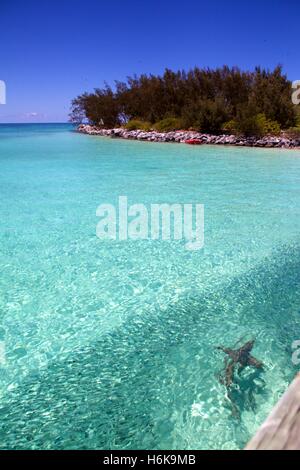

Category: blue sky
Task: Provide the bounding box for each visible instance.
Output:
[0,0,298,123]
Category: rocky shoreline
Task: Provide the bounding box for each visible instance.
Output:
[77,124,300,149]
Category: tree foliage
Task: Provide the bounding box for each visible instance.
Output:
[70,66,296,135]
[124,120,152,131]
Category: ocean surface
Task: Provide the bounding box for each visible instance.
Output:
[0,123,300,449]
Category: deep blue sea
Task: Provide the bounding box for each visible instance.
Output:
[0,123,300,449]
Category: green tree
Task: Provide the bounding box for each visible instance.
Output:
[70,65,297,135]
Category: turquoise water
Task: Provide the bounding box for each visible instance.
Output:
[0,123,300,449]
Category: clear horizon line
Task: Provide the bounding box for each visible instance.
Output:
[0,121,71,125]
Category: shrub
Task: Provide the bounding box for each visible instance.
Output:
[124,120,152,131]
[222,120,238,134]
[236,113,280,137]
[261,115,281,135]
[285,127,300,139]
[153,117,183,132]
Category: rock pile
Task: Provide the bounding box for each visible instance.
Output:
[77,125,300,149]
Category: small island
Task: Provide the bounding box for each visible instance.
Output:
[72,65,300,149]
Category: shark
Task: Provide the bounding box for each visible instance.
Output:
[217,340,264,389]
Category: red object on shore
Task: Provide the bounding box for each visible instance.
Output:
[185,139,203,145]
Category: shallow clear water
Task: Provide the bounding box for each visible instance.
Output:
[0,123,300,449]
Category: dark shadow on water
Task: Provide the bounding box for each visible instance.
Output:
[225,368,267,419]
